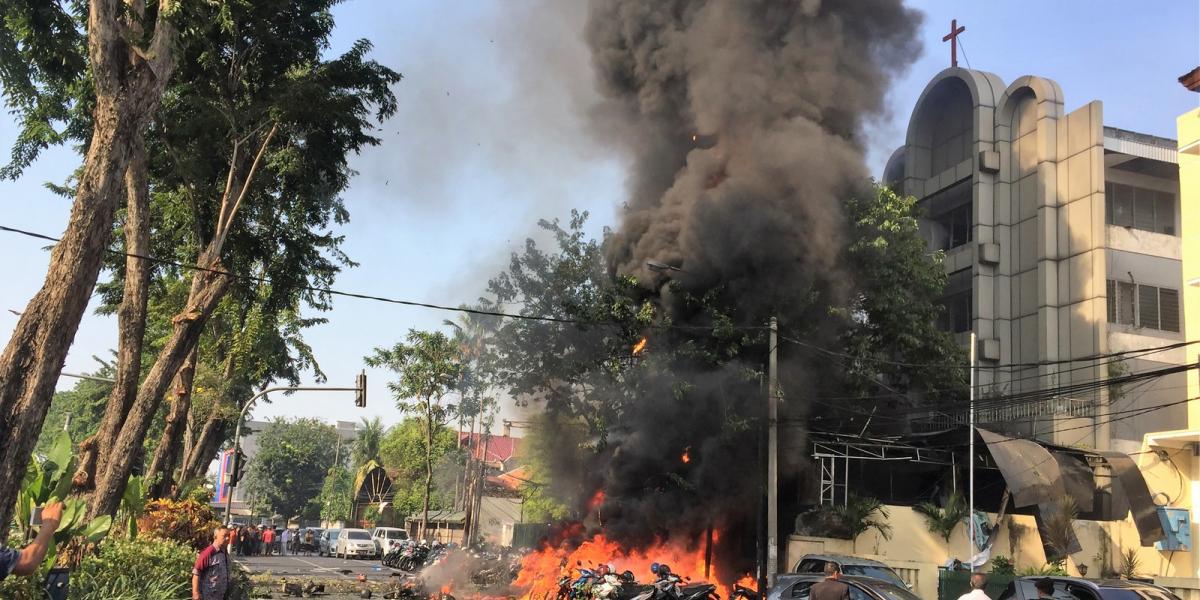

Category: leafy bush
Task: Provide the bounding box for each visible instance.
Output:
[0,574,42,600]
[70,538,193,600]
[1119,548,1140,579]
[991,555,1015,576]
[793,495,891,541]
[1017,562,1069,576]
[136,498,220,550]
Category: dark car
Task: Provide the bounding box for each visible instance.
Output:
[999,577,1181,600]
[791,554,909,589]
[768,574,921,600]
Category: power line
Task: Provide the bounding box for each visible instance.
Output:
[781,333,1196,372]
[796,361,1198,422]
[795,341,1187,403]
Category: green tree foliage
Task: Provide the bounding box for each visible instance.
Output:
[516,412,586,523]
[316,465,353,524]
[367,331,463,536]
[243,418,337,520]
[840,184,967,401]
[378,418,458,518]
[486,211,658,442]
[35,359,114,455]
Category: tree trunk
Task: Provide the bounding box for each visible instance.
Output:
[75,136,153,491]
[88,257,232,518]
[0,0,178,530]
[145,347,198,498]
[179,346,239,484]
[421,407,433,541]
[179,397,229,485]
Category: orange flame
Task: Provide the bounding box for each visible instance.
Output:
[736,573,758,592]
[681,447,691,464]
[514,532,741,600]
[632,337,648,355]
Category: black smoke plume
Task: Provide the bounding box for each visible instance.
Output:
[563,0,923,567]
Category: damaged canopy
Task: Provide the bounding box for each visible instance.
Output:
[976,429,1164,546]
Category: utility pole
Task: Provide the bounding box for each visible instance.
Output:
[766,316,779,584]
[967,331,977,570]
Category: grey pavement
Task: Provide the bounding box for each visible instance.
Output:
[234,553,407,582]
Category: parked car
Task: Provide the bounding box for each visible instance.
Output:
[998,577,1182,600]
[319,528,342,557]
[336,528,378,559]
[769,574,921,600]
[791,554,909,589]
[371,527,409,555]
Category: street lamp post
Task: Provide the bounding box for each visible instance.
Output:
[223,373,367,525]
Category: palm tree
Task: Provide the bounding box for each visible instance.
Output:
[839,494,892,552]
[1041,496,1079,563]
[914,490,968,543]
[353,416,384,467]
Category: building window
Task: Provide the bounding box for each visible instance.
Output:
[1106,279,1180,332]
[921,180,973,251]
[938,269,972,333]
[1105,182,1176,235]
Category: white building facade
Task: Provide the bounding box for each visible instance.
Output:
[884,67,1184,453]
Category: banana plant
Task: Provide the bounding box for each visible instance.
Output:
[119,476,146,539]
[13,432,113,570]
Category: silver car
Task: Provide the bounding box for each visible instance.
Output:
[318,528,341,557]
[336,528,378,559]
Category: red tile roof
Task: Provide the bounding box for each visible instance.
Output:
[458,432,522,466]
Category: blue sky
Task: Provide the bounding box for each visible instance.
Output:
[0,1,1195,429]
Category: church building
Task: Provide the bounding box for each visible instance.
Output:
[883,67,1184,454]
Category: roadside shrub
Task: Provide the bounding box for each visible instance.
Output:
[137,498,220,550]
[69,538,193,600]
[991,555,1015,575]
[0,574,42,600]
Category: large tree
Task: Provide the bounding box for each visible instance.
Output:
[83,1,400,519]
[243,417,338,521]
[378,418,459,518]
[367,332,463,539]
[0,0,179,533]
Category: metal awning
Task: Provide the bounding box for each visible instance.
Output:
[977,428,1165,546]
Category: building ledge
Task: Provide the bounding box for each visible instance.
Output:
[1107,225,1182,260]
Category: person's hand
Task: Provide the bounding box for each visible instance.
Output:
[40,501,64,524]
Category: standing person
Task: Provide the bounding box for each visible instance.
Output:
[809,563,852,600]
[956,573,990,600]
[192,527,230,600]
[0,502,63,581]
[262,526,275,556]
[280,527,291,556]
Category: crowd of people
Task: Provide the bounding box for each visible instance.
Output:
[225,524,278,557]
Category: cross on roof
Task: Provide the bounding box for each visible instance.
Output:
[943,19,966,68]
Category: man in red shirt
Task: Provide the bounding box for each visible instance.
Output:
[193,527,230,600]
[262,526,275,556]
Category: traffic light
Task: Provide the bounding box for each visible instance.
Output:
[230,448,247,486]
[355,371,367,407]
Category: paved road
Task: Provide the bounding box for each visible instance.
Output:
[234,553,405,582]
